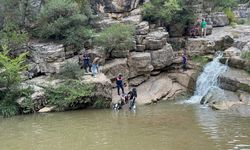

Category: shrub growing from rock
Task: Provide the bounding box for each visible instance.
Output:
[59,62,84,80]
[95,24,135,56]
[44,80,94,110]
[35,0,93,50]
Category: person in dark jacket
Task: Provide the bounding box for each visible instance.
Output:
[182,53,187,71]
[116,74,125,95]
[83,51,91,73]
[128,88,137,110]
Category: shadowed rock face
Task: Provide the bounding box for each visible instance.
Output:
[91,0,141,13]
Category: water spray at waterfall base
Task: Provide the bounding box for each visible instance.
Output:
[186,52,228,104]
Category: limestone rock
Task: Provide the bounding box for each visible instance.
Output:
[229,105,250,117]
[219,68,250,93]
[168,69,197,92]
[128,52,153,78]
[82,73,113,100]
[143,30,168,50]
[128,75,149,86]
[38,106,55,113]
[136,21,149,35]
[100,58,129,80]
[210,12,229,27]
[91,0,140,13]
[224,47,241,57]
[111,49,129,58]
[29,42,65,63]
[87,47,106,65]
[150,44,174,70]
[135,73,174,105]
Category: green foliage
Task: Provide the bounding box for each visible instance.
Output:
[95,24,135,53]
[44,80,94,110]
[19,88,35,114]
[0,45,28,117]
[59,62,84,79]
[241,51,250,61]
[224,8,236,23]
[35,0,93,50]
[192,55,209,65]
[214,0,238,9]
[142,0,181,24]
[0,21,28,50]
[0,45,27,88]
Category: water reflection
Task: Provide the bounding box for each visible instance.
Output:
[0,103,250,150]
[193,105,250,150]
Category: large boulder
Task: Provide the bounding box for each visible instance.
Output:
[143,30,168,50]
[100,58,129,80]
[128,75,150,86]
[91,0,140,13]
[150,44,174,70]
[200,88,241,110]
[220,56,250,70]
[168,69,198,92]
[128,52,153,78]
[135,73,186,104]
[209,12,229,27]
[219,68,250,93]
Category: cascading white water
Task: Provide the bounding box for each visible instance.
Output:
[187,52,228,104]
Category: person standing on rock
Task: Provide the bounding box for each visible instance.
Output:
[128,88,137,110]
[91,57,100,78]
[182,53,187,71]
[83,51,91,73]
[116,74,125,95]
[201,18,207,37]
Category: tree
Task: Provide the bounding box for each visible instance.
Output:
[94,24,135,55]
[35,0,93,50]
[142,0,181,25]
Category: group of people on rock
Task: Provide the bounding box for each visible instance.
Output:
[79,52,137,110]
[79,51,100,78]
[114,74,137,110]
[189,18,207,38]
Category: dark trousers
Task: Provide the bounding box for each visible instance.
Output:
[182,63,187,71]
[83,60,91,72]
[117,85,124,95]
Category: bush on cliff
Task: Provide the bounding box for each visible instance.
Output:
[59,62,84,80]
[35,0,93,50]
[44,80,94,111]
[0,21,29,53]
[142,0,181,25]
[94,24,135,54]
[0,45,29,117]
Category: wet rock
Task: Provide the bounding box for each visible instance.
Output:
[229,105,250,117]
[100,58,129,80]
[150,44,174,70]
[128,52,153,78]
[219,68,250,93]
[168,70,197,92]
[38,106,55,113]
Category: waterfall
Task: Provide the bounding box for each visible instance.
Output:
[187,52,228,104]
